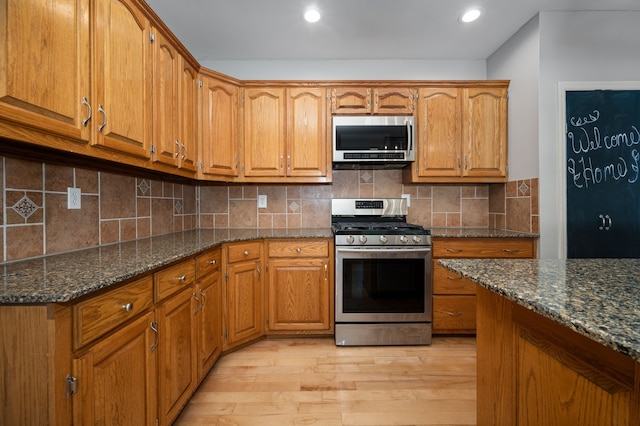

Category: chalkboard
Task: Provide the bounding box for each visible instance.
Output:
[565,89,640,258]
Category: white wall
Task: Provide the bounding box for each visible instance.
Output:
[200,59,486,80]
[537,11,640,259]
[486,15,540,182]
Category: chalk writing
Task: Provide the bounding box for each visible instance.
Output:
[570,110,600,127]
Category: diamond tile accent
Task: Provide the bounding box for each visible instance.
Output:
[174,200,183,214]
[289,201,300,213]
[138,179,150,195]
[360,170,372,183]
[519,181,530,196]
[12,195,38,219]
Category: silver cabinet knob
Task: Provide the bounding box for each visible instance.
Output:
[122,303,134,312]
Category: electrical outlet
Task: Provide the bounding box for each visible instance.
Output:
[401,193,411,207]
[258,194,267,209]
[67,187,81,210]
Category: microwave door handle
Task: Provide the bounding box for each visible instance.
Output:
[407,121,413,151]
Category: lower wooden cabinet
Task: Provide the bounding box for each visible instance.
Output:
[266,239,334,335]
[432,237,536,334]
[73,311,158,426]
[195,248,222,381]
[222,241,264,351]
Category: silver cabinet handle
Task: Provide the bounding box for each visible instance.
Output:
[98,104,107,132]
[444,311,463,317]
[175,140,180,158]
[599,214,605,230]
[182,143,187,160]
[199,289,206,306]
[244,251,249,256]
[446,275,461,280]
[605,214,612,230]
[193,292,201,315]
[209,259,217,265]
[503,249,521,253]
[150,321,159,352]
[445,248,463,253]
[178,275,187,282]
[296,247,301,253]
[121,303,134,312]
[82,97,92,127]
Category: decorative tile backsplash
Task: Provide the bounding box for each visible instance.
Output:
[0,155,538,262]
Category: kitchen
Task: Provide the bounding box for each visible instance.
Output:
[2,0,640,425]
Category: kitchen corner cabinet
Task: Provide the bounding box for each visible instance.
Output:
[222,241,265,351]
[432,237,535,334]
[195,248,223,381]
[404,85,508,183]
[266,239,334,335]
[331,87,414,115]
[241,87,330,182]
[200,74,240,180]
[0,0,91,145]
[151,28,197,174]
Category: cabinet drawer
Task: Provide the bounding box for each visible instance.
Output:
[433,262,476,295]
[432,238,534,258]
[226,241,261,263]
[268,239,329,258]
[433,295,476,333]
[154,260,196,302]
[74,275,153,349]
[196,248,221,278]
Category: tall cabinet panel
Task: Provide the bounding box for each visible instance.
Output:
[287,88,328,178]
[0,0,90,143]
[92,0,151,160]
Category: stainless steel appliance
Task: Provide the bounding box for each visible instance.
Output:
[332,116,415,168]
[332,198,432,346]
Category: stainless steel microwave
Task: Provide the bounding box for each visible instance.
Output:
[332,115,415,167]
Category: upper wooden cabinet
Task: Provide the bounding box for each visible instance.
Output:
[404,84,508,183]
[0,0,91,145]
[331,87,414,115]
[200,75,240,180]
[241,87,330,182]
[91,0,152,161]
[151,29,197,174]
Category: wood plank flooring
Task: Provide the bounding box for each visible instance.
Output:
[174,336,477,426]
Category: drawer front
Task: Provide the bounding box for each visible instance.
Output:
[196,248,221,278]
[433,295,476,333]
[154,260,196,302]
[227,241,261,263]
[74,275,153,349]
[268,239,329,258]
[433,262,476,295]
[433,238,534,258]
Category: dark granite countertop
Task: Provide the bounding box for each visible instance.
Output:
[0,228,333,304]
[430,227,539,238]
[438,258,640,361]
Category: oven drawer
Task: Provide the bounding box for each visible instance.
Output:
[268,239,329,258]
[432,238,535,258]
[433,295,476,333]
[433,262,476,295]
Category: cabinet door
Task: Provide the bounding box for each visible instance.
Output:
[0,0,90,143]
[373,88,414,114]
[224,259,263,350]
[331,87,371,114]
[156,286,197,426]
[151,28,179,168]
[462,87,507,178]
[414,88,462,177]
[73,311,157,426]
[267,258,331,332]
[201,76,239,178]
[287,88,328,177]
[196,270,222,381]
[92,0,151,160]
[243,88,286,177]
[178,57,198,172]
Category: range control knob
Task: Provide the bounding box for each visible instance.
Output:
[346,235,355,244]
[412,235,422,244]
[379,235,388,244]
[359,235,368,244]
[399,235,409,244]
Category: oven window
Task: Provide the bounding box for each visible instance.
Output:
[342,258,425,313]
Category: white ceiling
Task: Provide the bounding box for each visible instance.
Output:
[147,0,640,62]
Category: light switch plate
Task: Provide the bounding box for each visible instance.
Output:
[67,187,81,209]
[258,194,267,208]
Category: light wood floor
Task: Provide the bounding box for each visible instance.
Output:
[174,336,477,426]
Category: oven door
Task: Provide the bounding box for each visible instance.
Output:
[335,246,432,323]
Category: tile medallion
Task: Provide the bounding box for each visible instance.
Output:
[12,195,39,220]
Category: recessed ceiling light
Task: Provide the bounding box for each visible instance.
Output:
[303,8,321,23]
[460,8,483,23]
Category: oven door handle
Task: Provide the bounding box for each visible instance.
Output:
[336,248,431,254]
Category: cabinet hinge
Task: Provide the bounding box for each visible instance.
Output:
[150,144,156,154]
[149,32,155,43]
[197,79,203,88]
[414,92,419,100]
[224,272,228,282]
[266,316,269,324]
[65,374,77,399]
[265,263,269,272]
[198,161,204,170]
[224,329,228,340]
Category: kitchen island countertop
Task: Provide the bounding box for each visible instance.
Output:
[439,258,640,361]
[0,228,333,304]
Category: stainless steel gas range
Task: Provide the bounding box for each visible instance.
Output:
[332,198,432,346]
